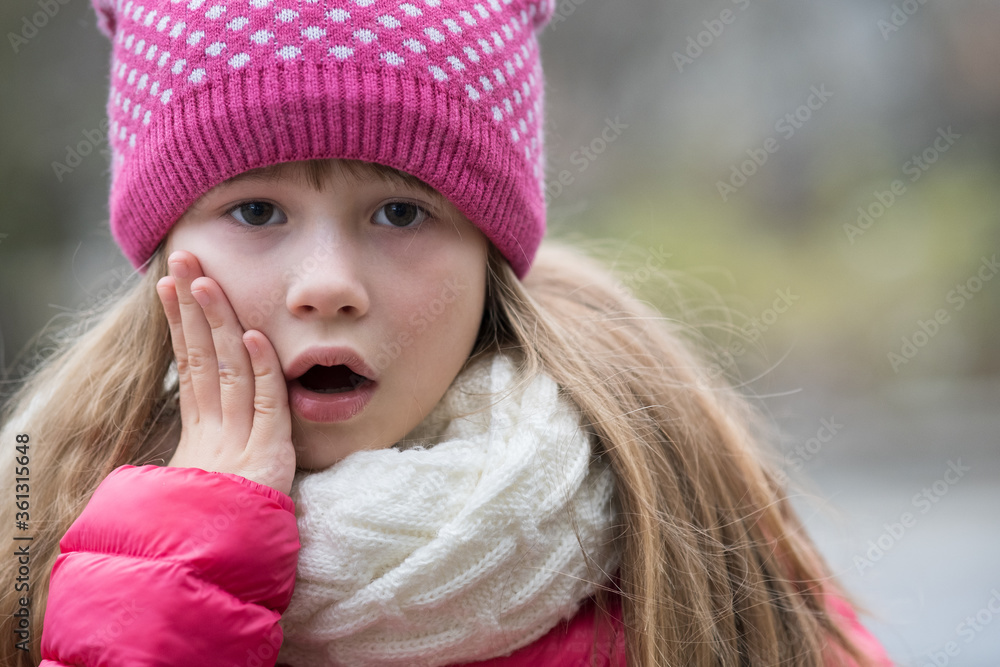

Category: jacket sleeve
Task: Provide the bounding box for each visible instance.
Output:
[40,464,299,667]
[825,593,895,667]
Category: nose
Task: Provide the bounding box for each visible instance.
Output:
[285,234,370,319]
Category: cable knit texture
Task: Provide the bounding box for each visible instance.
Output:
[277,352,621,666]
[89,0,554,279]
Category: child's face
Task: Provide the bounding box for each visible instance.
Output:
[165,160,488,470]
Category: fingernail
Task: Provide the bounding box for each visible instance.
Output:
[170,260,189,279]
[192,289,209,307]
[244,335,259,357]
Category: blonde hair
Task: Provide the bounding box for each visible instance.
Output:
[478,239,873,666]
[1,160,871,666]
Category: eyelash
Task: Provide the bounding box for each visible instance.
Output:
[223,199,434,231]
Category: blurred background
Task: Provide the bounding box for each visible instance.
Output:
[1,0,998,663]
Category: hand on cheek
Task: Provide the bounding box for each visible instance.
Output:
[156,250,296,495]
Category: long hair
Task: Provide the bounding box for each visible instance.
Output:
[1,161,871,666]
[472,239,874,666]
[0,247,174,667]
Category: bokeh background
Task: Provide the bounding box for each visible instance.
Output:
[2,0,998,664]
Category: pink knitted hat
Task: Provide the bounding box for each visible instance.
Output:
[90,0,555,279]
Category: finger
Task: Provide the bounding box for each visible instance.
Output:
[242,330,295,494]
[243,330,293,453]
[189,275,254,435]
[168,251,222,421]
[156,276,199,426]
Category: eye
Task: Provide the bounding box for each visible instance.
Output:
[373,201,430,229]
[225,200,286,227]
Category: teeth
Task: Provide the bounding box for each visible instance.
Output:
[310,385,357,394]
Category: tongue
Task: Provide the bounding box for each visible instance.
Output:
[299,365,368,394]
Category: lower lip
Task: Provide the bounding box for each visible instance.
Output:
[288,378,377,423]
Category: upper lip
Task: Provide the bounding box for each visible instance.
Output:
[284,345,378,383]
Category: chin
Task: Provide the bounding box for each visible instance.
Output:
[292,438,377,472]
[294,449,345,472]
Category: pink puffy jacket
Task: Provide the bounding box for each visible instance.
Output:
[40,465,893,666]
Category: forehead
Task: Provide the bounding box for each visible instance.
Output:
[216,159,443,201]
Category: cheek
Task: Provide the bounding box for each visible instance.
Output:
[211,264,281,332]
[384,267,483,365]
[166,225,265,325]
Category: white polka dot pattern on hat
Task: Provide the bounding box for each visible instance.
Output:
[98,0,553,198]
[90,0,555,279]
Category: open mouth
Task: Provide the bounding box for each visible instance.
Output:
[297,364,372,394]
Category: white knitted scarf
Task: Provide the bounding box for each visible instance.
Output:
[276,352,620,667]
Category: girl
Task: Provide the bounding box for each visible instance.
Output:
[0,0,893,665]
